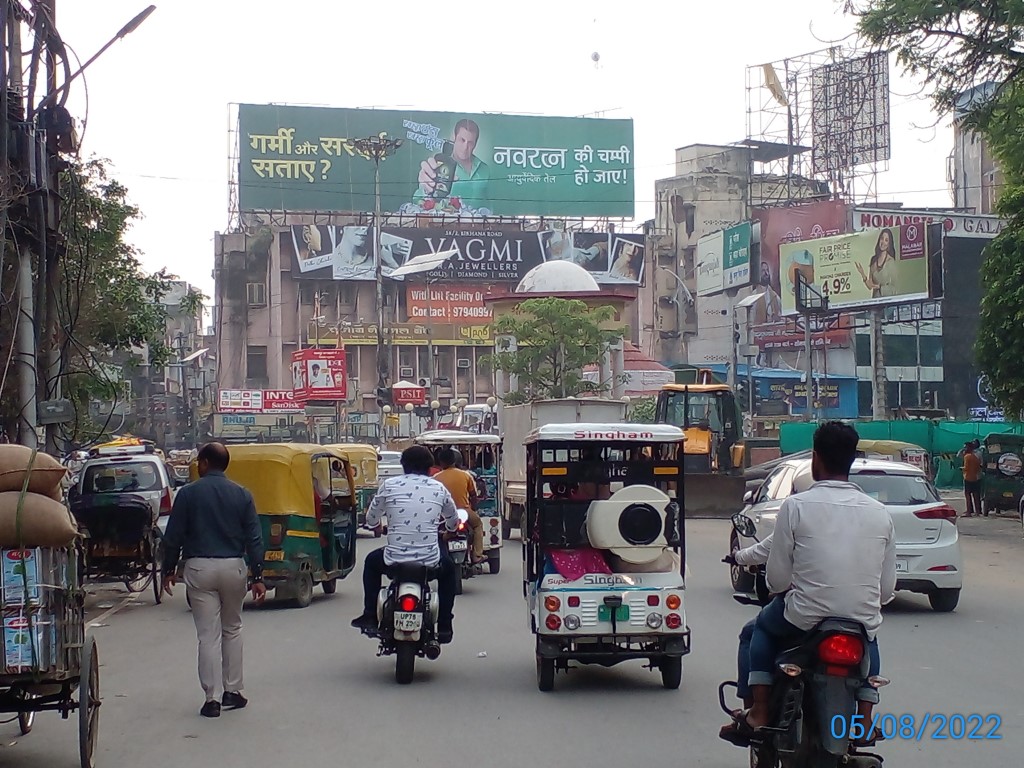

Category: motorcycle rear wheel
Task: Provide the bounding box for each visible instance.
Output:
[395,642,416,685]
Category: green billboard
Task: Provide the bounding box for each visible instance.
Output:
[237,104,634,217]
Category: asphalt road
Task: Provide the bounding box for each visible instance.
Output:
[1,515,1020,768]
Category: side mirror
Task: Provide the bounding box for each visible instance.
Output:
[731,512,756,539]
[731,592,760,606]
[742,489,754,505]
[456,508,470,524]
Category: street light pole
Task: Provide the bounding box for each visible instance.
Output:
[352,132,404,414]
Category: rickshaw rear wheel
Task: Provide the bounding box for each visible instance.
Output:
[79,635,100,768]
[395,642,416,684]
[151,535,164,605]
[454,570,463,596]
[321,577,338,594]
[536,655,555,692]
[659,656,682,690]
[292,572,314,608]
[501,518,512,540]
[487,550,501,575]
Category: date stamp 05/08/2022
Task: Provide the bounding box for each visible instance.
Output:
[830,713,1003,741]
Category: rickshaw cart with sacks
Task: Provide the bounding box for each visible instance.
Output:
[0,446,100,768]
[522,423,690,692]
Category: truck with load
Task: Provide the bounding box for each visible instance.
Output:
[500,398,628,538]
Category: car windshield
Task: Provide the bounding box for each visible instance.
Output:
[379,452,401,463]
[849,472,940,506]
[83,462,161,493]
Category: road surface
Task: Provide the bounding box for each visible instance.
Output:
[1,515,1020,767]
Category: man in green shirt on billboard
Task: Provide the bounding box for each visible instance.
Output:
[415,118,490,211]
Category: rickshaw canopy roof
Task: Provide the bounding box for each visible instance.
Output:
[524,423,686,445]
[325,443,379,487]
[415,430,502,446]
[210,443,352,518]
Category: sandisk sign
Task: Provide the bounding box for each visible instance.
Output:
[218,389,304,414]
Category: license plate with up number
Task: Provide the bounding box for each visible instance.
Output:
[395,612,422,631]
[265,550,284,561]
[895,559,908,572]
[448,540,468,552]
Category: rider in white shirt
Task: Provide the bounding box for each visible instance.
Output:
[721,422,895,748]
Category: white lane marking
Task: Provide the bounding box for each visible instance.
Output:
[88,594,139,627]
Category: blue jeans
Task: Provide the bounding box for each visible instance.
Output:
[742,596,881,703]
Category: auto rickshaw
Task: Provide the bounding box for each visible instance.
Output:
[327,443,381,537]
[414,430,503,574]
[522,422,690,692]
[190,443,359,607]
[857,439,932,479]
[980,433,1024,514]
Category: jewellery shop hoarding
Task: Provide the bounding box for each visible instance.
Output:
[238,103,634,217]
[282,224,645,284]
[779,226,934,316]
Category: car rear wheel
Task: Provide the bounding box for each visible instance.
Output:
[928,588,960,613]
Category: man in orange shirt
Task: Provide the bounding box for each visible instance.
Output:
[960,440,983,517]
[434,448,484,563]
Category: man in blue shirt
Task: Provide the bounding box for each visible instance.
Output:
[163,442,266,718]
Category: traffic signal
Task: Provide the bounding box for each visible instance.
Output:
[375,386,392,409]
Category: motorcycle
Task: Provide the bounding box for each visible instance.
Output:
[442,508,475,594]
[720,513,888,768]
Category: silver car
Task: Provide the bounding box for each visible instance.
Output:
[732,457,963,612]
[74,448,175,535]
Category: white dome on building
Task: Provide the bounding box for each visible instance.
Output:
[515,261,600,294]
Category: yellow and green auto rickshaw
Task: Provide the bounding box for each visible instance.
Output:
[191,443,359,607]
[327,443,382,537]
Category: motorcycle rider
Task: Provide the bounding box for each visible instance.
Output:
[433,448,486,565]
[350,446,461,643]
[720,421,895,746]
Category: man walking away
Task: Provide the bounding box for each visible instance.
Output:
[163,442,267,718]
[434,448,485,564]
[959,440,983,517]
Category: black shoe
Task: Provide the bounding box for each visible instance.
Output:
[200,700,221,718]
[222,692,248,710]
[437,626,453,644]
[351,613,378,631]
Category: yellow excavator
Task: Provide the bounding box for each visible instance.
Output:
[656,370,746,517]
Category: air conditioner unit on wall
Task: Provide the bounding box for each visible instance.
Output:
[456,359,472,369]
[417,377,431,388]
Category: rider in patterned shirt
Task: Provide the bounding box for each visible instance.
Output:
[351,446,461,643]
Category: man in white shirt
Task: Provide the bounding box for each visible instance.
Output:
[351,446,461,643]
[721,422,895,744]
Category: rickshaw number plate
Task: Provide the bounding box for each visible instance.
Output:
[895,560,908,573]
[265,550,285,561]
[395,612,422,631]
[448,541,468,552]
[598,606,630,622]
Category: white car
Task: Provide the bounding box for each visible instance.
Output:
[377,451,403,483]
[733,457,963,612]
[72,444,175,535]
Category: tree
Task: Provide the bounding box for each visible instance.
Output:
[851,0,1024,415]
[484,297,623,404]
[628,396,657,423]
[1,158,171,443]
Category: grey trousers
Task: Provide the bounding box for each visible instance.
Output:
[184,557,248,701]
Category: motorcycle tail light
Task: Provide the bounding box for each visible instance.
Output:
[544,595,561,612]
[665,613,682,630]
[545,614,562,631]
[398,595,419,612]
[818,634,864,665]
[457,521,466,531]
[779,663,802,677]
[868,675,891,688]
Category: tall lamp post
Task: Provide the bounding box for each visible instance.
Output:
[352,132,404,413]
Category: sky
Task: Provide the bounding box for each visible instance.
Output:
[56,0,953,304]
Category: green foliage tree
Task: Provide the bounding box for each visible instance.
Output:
[628,396,657,423]
[1,158,171,443]
[484,297,623,404]
[852,0,1024,415]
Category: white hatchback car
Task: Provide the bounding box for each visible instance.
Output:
[733,457,963,612]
